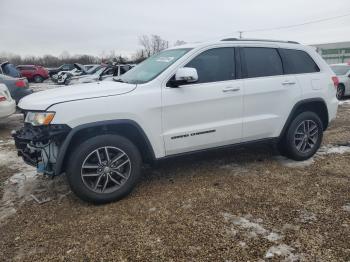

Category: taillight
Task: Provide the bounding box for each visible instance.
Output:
[0,96,7,102]
[15,80,26,88]
[331,76,339,88]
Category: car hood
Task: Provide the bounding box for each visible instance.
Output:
[19,81,137,110]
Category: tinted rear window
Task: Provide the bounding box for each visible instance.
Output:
[243,47,283,78]
[280,49,320,74]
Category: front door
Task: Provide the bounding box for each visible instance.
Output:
[162,47,244,155]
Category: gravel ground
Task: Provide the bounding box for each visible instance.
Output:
[0,82,349,261]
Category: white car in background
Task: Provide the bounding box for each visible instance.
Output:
[330,63,350,100]
[0,83,16,119]
[67,64,134,85]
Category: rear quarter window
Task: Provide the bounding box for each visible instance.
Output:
[280,49,320,74]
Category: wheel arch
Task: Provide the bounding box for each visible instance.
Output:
[55,119,156,175]
[279,98,329,141]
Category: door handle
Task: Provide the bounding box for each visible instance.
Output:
[222,87,240,93]
[282,80,296,86]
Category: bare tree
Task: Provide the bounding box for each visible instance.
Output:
[138,34,169,58]
[174,40,187,46]
[138,35,152,57]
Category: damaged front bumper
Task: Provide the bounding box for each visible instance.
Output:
[12,124,71,176]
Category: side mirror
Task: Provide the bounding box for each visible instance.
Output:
[169,67,198,87]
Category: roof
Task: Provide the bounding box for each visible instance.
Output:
[167,38,303,51]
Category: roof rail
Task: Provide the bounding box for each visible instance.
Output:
[221,38,299,44]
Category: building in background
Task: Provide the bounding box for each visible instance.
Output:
[311,41,350,64]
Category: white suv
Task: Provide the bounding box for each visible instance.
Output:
[13,39,339,203]
[330,63,350,100]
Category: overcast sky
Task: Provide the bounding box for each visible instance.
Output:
[0,0,349,57]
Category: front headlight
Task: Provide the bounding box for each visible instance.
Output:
[25,112,55,126]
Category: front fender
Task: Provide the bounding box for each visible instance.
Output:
[55,119,155,175]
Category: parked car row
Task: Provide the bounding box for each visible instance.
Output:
[66,64,134,85]
[51,64,103,85]
[51,63,134,85]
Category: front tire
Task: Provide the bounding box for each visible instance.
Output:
[282,112,323,161]
[66,134,142,204]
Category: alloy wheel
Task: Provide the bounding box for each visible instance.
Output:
[336,86,344,100]
[81,146,131,193]
[293,120,319,153]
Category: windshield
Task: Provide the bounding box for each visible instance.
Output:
[119,48,191,84]
[331,65,350,76]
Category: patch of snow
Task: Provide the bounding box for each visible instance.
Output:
[274,156,315,168]
[222,213,283,243]
[0,171,37,223]
[266,232,283,242]
[318,145,350,155]
[0,140,15,146]
[338,100,350,106]
[0,150,35,172]
[275,144,350,168]
[342,204,350,212]
[0,147,70,224]
[265,244,300,261]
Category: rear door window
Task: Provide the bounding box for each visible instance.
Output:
[242,47,283,78]
[280,49,320,74]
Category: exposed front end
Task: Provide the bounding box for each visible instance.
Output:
[12,111,71,176]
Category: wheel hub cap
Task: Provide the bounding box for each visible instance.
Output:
[294,120,319,154]
[80,146,131,194]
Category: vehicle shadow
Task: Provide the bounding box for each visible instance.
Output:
[141,141,278,183]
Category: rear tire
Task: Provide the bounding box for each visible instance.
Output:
[33,75,44,83]
[66,134,142,204]
[336,84,345,100]
[282,111,323,161]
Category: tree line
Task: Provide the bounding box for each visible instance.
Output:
[0,35,186,68]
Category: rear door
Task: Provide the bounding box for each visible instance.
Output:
[240,46,302,141]
[162,47,244,155]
